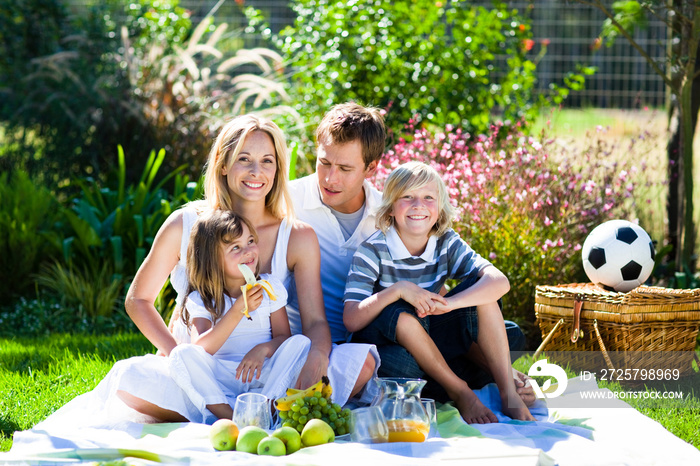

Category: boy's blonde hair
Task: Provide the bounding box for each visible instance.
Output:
[203,114,293,219]
[181,210,259,327]
[376,162,455,236]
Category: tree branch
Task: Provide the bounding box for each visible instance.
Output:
[574,0,677,91]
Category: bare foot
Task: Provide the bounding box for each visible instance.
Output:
[513,369,537,407]
[454,390,499,424]
[501,389,536,422]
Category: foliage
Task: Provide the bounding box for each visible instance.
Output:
[120,2,300,180]
[259,0,582,167]
[0,170,61,300]
[574,0,700,273]
[31,146,203,322]
[0,0,297,187]
[372,120,660,345]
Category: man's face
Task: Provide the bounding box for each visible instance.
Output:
[316,140,377,214]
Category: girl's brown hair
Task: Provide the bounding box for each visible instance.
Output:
[180,210,258,327]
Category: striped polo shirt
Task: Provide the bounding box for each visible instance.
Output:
[344,226,492,303]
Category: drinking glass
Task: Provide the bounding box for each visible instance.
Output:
[421,398,438,438]
[232,393,271,430]
[349,406,389,444]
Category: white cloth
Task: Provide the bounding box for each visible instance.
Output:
[287,174,382,342]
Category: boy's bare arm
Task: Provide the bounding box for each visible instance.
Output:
[432,266,510,315]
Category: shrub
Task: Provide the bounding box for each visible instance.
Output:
[33,146,203,322]
[2,0,296,187]
[272,0,538,164]
[0,170,61,300]
[372,120,659,347]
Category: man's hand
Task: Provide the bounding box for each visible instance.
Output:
[295,348,329,390]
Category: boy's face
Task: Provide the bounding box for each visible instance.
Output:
[316,139,377,214]
[390,181,440,242]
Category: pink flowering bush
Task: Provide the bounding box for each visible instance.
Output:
[372,120,661,347]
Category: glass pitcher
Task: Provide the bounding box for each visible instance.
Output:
[373,378,430,443]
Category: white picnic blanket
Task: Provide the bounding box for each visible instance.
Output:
[3,376,699,465]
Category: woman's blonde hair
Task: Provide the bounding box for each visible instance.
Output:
[181,210,259,327]
[375,162,455,236]
[203,114,293,219]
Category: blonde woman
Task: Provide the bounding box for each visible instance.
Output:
[124,114,371,410]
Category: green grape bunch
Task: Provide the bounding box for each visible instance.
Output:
[277,391,352,436]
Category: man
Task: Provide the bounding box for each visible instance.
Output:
[287,102,533,406]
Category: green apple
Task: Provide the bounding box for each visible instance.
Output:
[271,426,302,454]
[257,436,286,456]
[236,426,269,454]
[301,419,335,447]
[209,419,239,451]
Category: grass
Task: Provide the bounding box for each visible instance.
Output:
[0,333,154,452]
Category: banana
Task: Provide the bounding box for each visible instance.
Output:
[238,264,277,320]
[275,376,330,411]
[322,380,333,399]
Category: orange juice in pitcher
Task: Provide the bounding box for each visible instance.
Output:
[374,378,430,443]
[386,419,430,443]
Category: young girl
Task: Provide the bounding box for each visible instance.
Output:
[343,162,534,424]
[117,210,310,423]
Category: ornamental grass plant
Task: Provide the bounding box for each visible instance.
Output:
[372,118,663,346]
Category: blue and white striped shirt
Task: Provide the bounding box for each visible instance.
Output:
[344,226,492,303]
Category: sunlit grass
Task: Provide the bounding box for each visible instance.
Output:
[0,334,154,452]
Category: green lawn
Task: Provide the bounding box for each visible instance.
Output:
[1,334,698,452]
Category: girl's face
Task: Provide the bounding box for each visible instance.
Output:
[221,222,259,287]
[390,180,440,241]
[222,130,277,203]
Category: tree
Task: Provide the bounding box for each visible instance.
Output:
[573,0,699,276]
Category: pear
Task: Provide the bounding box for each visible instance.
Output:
[301,419,335,447]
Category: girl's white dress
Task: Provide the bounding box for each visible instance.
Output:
[170,205,380,407]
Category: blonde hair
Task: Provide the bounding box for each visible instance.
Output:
[181,210,259,327]
[316,102,386,168]
[376,162,455,236]
[203,114,294,219]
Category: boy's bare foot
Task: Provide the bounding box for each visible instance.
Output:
[513,369,537,407]
[454,390,499,424]
[501,389,536,421]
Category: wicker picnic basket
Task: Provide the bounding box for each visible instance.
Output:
[534,283,700,376]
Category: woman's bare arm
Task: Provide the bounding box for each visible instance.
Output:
[124,210,183,355]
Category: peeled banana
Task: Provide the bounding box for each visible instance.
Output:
[275,376,331,411]
[238,264,277,320]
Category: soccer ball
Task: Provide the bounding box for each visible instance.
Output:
[581,220,656,292]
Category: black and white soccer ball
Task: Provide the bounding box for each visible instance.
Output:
[581,220,655,292]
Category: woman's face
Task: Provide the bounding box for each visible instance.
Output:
[222,130,277,203]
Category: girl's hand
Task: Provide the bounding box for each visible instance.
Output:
[397,282,447,318]
[233,284,265,316]
[236,345,268,383]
